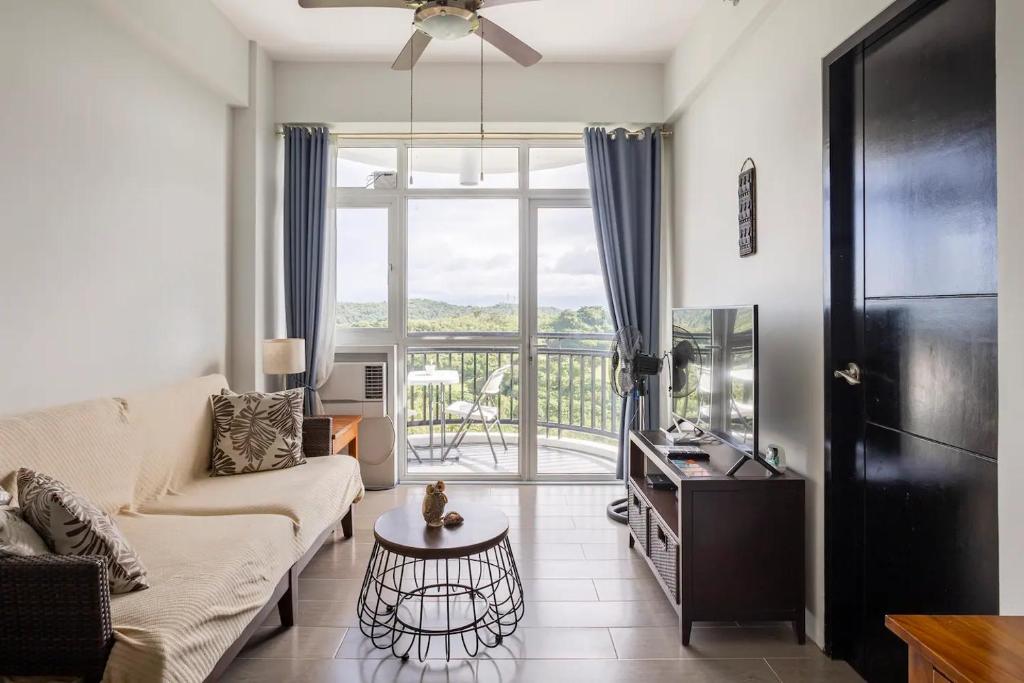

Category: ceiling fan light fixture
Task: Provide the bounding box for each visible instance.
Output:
[414,5,478,41]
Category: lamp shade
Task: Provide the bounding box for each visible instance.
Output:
[263,338,305,375]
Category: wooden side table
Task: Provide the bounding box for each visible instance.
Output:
[886,615,1024,682]
[328,415,362,458]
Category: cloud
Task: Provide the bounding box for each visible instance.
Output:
[553,246,601,275]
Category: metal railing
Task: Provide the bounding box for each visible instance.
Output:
[406,332,619,444]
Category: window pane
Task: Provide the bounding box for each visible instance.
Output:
[409,148,518,189]
[536,206,616,475]
[529,147,589,189]
[337,148,398,188]
[407,198,519,334]
[537,207,612,334]
[337,207,389,328]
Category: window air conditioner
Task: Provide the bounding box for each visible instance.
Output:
[320,361,396,490]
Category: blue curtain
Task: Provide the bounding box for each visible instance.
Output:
[283,126,330,415]
[584,127,662,479]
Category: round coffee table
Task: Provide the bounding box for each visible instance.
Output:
[355,502,525,661]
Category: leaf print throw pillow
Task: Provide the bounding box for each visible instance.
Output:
[209,387,306,476]
[17,469,149,593]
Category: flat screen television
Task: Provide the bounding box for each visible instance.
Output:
[670,305,758,457]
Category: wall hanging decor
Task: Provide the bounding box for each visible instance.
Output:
[738,157,757,257]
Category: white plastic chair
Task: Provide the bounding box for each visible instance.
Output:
[443,365,510,464]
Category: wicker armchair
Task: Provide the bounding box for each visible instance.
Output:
[302,415,333,458]
[0,554,113,682]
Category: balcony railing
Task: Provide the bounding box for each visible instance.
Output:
[406,332,619,444]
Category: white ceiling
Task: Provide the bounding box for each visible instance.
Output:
[211,0,706,64]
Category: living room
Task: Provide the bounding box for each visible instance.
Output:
[1,1,1022,682]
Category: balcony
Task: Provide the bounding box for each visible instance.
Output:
[405,333,619,477]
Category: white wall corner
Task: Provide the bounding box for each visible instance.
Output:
[663,0,782,122]
[229,42,279,392]
[89,0,250,106]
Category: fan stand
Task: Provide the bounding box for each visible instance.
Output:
[606,389,647,525]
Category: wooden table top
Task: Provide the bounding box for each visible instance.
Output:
[329,414,362,433]
[374,502,509,560]
[886,615,1024,682]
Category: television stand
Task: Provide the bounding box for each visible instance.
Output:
[627,430,805,645]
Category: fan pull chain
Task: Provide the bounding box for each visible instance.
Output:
[409,22,415,186]
[479,19,485,182]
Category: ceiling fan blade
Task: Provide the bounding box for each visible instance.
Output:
[391,31,433,70]
[298,0,413,8]
[477,16,542,67]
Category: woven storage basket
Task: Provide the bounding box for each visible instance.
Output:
[650,517,680,603]
[627,481,649,553]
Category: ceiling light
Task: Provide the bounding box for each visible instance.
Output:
[414,6,478,41]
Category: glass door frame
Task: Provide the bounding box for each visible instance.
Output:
[333,139,616,483]
[526,197,619,482]
[398,141,529,483]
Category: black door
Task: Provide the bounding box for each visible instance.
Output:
[824,1,998,681]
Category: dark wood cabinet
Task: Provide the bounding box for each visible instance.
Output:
[628,430,805,644]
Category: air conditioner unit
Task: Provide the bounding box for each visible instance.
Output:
[320,360,397,490]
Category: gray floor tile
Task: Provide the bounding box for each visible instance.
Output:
[521,600,678,628]
[767,657,865,682]
[224,485,826,683]
[477,658,780,683]
[610,625,817,660]
[238,626,346,659]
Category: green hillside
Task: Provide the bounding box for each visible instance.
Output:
[337,299,612,334]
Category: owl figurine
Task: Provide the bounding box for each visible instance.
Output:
[422,481,448,528]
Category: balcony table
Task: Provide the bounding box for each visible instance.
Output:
[407,369,461,461]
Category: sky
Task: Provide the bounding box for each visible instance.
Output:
[336,151,608,312]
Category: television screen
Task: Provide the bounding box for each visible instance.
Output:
[670,305,758,456]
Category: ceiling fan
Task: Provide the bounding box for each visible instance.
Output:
[297,0,542,70]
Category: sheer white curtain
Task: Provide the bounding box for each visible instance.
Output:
[312,135,337,414]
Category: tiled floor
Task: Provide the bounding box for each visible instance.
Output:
[223,484,862,683]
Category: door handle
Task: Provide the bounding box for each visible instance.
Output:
[833,362,862,386]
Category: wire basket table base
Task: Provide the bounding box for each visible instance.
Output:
[355,537,525,662]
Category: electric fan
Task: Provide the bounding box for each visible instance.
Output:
[606,326,662,524]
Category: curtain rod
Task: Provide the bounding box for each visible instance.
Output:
[274,129,672,141]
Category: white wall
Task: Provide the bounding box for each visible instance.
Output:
[0,1,237,414]
[996,0,1024,614]
[666,0,1024,646]
[275,61,664,126]
[230,43,282,392]
[91,0,250,106]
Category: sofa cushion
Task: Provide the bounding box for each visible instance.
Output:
[18,469,148,593]
[209,388,305,476]
[139,455,363,552]
[0,397,137,515]
[127,374,229,506]
[0,507,49,557]
[105,513,296,683]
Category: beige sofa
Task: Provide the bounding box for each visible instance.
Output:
[0,374,364,683]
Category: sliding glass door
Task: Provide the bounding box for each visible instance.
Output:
[405,195,522,478]
[334,141,617,482]
[529,204,618,479]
